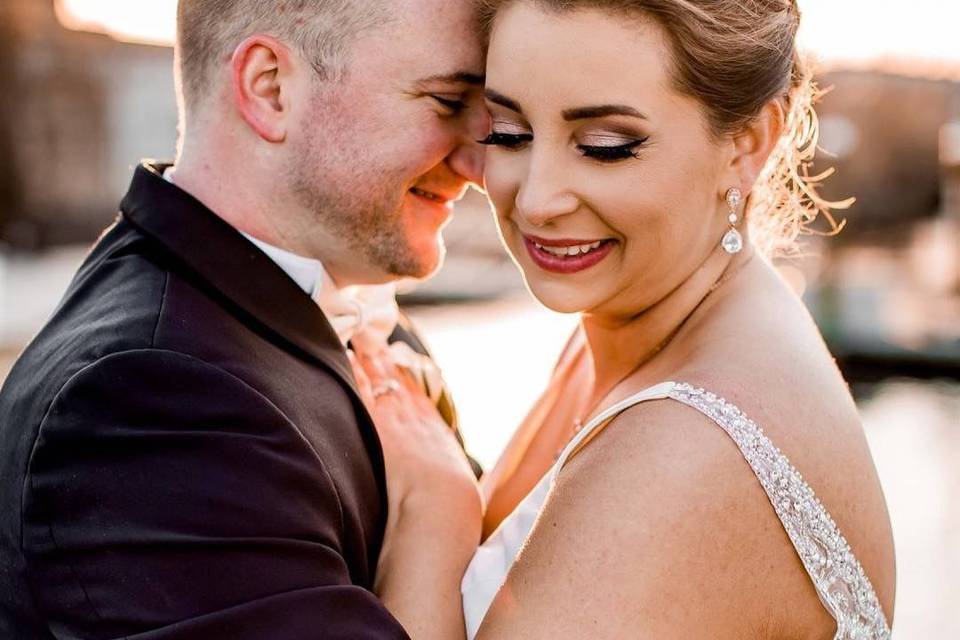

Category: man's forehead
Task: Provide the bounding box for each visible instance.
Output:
[357,0,485,87]
[391,0,485,60]
[388,38,485,88]
[393,0,477,22]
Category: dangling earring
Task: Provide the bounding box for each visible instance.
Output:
[722,187,744,255]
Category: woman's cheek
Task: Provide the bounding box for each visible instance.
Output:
[484,157,521,218]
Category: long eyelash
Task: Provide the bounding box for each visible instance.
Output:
[578,138,649,162]
[479,132,533,148]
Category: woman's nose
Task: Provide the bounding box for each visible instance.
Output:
[515,156,579,227]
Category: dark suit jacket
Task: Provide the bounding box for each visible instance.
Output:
[0,163,468,638]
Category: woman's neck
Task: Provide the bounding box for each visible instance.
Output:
[579,244,757,398]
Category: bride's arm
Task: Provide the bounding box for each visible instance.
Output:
[375,492,480,640]
[353,352,481,640]
[473,400,806,639]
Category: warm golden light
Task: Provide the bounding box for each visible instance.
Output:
[408,298,578,470]
[55,0,175,46]
[53,0,960,64]
[798,0,960,64]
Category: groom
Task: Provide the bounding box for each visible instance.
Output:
[0,0,487,637]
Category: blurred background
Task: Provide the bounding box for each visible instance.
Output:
[0,0,957,635]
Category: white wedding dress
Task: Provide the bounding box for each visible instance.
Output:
[461,381,891,639]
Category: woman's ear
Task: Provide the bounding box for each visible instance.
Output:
[231,35,294,143]
[727,99,786,192]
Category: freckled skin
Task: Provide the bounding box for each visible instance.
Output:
[174,0,489,286]
[484,5,730,317]
[470,4,896,638]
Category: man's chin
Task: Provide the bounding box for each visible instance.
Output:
[389,241,445,281]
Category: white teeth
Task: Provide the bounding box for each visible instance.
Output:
[535,240,605,257]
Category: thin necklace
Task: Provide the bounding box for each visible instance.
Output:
[556,250,756,459]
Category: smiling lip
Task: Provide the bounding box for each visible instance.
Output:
[522,234,616,274]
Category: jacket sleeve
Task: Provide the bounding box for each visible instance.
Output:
[22,349,409,640]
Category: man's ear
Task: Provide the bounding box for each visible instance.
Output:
[726,99,786,192]
[231,35,294,143]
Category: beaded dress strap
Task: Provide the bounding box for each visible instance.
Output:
[667,383,891,639]
[550,381,678,483]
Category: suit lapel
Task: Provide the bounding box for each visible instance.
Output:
[120,162,359,395]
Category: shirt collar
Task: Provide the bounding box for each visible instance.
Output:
[162,166,324,298]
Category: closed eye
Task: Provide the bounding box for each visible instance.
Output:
[577,138,648,162]
[479,132,533,149]
[432,95,468,114]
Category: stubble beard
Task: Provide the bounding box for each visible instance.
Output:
[287,148,434,281]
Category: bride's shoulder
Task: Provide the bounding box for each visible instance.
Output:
[566,368,892,619]
[533,394,834,636]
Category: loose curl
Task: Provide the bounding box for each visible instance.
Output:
[477,0,852,257]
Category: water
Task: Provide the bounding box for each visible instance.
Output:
[856,380,960,637]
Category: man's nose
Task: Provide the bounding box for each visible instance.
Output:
[447,141,485,188]
[447,104,491,188]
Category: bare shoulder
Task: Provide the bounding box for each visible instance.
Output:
[651,258,896,622]
[477,263,895,639]
[576,398,839,634]
[679,260,897,619]
[477,397,834,639]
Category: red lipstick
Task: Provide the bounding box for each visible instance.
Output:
[522,234,616,274]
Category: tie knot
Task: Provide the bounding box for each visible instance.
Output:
[313,270,400,354]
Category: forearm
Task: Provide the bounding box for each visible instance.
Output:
[376,495,481,640]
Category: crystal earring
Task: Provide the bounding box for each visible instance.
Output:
[721,188,744,255]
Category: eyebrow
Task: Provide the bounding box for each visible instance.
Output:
[485,90,648,122]
[419,72,485,86]
[485,89,524,114]
[562,105,647,121]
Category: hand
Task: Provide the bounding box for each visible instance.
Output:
[350,349,481,639]
[349,349,482,532]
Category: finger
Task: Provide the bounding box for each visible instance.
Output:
[354,350,380,382]
[347,349,365,383]
[365,350,392,383]
[357,351,428,416]
[356,351,391,396]
[347,350,376,408]
[395,365,424,395]
[380,358,424,397]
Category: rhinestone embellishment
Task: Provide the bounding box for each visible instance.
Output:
[726,187,742,211]
[668,383,891,639]
[721,228,744,254]
[722,188,744,255]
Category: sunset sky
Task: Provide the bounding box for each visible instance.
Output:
[55,0,960,64]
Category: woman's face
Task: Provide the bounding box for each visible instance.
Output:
[483,3,737,315]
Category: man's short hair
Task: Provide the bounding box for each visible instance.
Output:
[176,0,388,109]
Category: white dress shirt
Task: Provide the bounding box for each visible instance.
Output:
[162,166,324,298]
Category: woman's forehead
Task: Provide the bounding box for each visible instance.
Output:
[485,5,679,117]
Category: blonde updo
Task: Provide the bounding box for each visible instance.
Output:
[478,0,850,256]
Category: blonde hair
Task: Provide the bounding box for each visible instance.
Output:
[176,0,388,110]
[478,0,851,256]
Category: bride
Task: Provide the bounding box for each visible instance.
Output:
[353,0,896,638]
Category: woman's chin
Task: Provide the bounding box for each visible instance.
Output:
[522,276,596,315]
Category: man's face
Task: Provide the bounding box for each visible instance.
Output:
[284,0,488,285]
